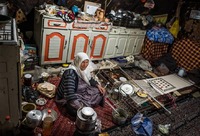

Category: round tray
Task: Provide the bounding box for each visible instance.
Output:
[36,98,47,106]
[119,83,135,96]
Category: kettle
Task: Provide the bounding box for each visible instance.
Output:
[76,107,97,132]
[25,110,43,128]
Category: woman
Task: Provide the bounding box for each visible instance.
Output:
[55,52,106,116]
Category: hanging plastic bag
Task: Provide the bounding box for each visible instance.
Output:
[131,113,153,136]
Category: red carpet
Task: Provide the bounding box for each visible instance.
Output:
[35,77,115,136]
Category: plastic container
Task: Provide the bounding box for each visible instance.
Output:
[42,110,54,136]
[1,116,14,136]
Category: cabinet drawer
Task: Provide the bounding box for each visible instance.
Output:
[129,30,146,35]
[43,18,68,29]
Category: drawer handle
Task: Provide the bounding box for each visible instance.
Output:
[90,40,93,48]
[53,23,61,26]
[64,40,67,49]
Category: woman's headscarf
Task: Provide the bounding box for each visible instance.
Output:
[68,52,94,85]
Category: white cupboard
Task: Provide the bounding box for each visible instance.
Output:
[124,29,146,56]
[134,36,146,55]
[34,10,146,65]
[124,35,137,56]
[115,35,128,57]
[105,27,146,58]
[34,10,71,65]
[104,35,118,58]
[67,30,108,62]
[105,34,128,58]
[41,29,70,65]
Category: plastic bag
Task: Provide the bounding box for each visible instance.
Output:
[131,113,153,136]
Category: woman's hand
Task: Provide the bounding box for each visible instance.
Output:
[97,85,106,95]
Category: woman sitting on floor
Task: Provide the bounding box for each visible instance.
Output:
[55,52,106,116]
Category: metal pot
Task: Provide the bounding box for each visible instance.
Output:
[0,3,8,16]
[76,107,97,132]
[112,108,128,125]
[25,110,43,128]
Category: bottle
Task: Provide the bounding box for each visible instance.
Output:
[60,63,69,76]
[42,110,54,136]
[2,116,14,136]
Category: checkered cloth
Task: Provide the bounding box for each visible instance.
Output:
[171,38,200,71]
[141,37,169,63]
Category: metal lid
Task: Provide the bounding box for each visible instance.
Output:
[26,110,43,128]
[81,107,94,117]
[24,74,32,78]
[26,110,42,120]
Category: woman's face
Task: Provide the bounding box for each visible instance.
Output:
[80,59,89,70]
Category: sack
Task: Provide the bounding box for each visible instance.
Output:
[131,113,153,136]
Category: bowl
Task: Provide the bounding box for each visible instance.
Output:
[112,108,128,125]
[22,103,36,116]
[36,98,47,106]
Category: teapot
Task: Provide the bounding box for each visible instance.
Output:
[25,110,43,128]
[76,107,97,132]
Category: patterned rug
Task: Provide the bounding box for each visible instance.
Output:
[35,76,115,136]
[106,97,200,136]
[34,76,200,136]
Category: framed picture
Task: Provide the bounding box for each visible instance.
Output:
[153,14,168,25]
[84,1,101,15]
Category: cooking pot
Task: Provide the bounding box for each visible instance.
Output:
[0,3,8,16]
[76,107,97,132]
[25,110,43,128]
[112,108,128,125]
[22,103,36,117]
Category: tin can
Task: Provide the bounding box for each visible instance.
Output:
[111,89,119,100]
[178,68,186,77]
[24,74,32,86]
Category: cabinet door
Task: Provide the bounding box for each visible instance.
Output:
[0,46,21,126]
[41,29,70,65]
[115,35,128,57]
[133,36,145,55]
[104,35,118,58]
[67,31,90,62]
[90,32,108,60]
[124,36,137,56]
